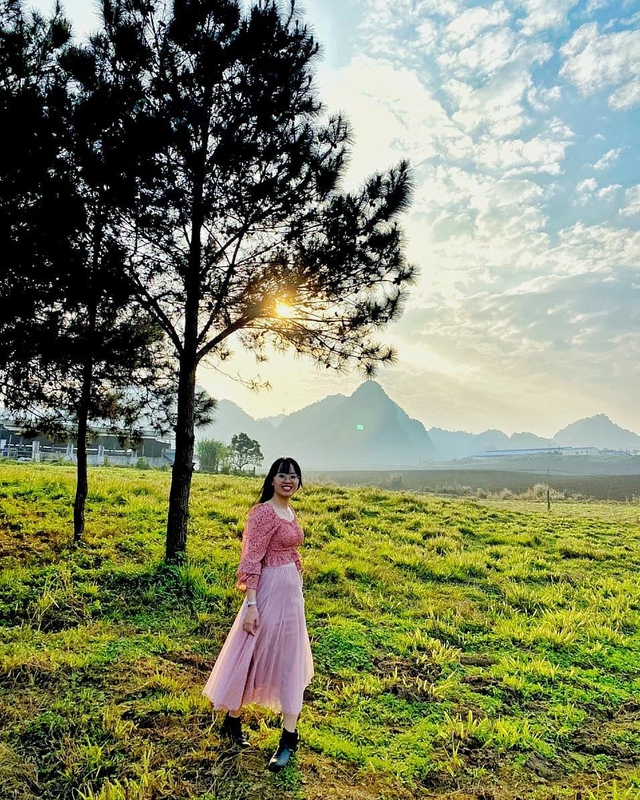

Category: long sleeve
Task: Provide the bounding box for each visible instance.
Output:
[236,504,278,590]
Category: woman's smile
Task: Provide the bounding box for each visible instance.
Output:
[274,473,299,493]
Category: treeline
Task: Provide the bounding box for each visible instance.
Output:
[0,0,415,562]
[198,433,263,474]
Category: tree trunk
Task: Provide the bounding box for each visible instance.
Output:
[73,349,92,542]
[165,353,197,562]
[164,120,208,563]
[165,205,200,561]
[164,202,202,563]
[74,195,102,543]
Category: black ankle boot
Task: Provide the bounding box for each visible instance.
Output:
[220,712,250,748]
[268,727,299,772]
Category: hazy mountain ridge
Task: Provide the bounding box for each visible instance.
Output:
[197,382,436,468]
[554,413,640,450]
[196,383,640,468]
[195,399,275,447]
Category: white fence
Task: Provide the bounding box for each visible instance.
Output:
[1,440,167,468]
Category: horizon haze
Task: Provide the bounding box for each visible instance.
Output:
[195,380,640,469]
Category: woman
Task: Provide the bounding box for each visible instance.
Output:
[203,457,314,772]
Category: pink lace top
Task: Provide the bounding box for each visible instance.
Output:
[236,503,303,590]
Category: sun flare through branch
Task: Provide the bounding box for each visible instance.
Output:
[275,302,295,319]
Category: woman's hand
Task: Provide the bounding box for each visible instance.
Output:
[243,606,259,635]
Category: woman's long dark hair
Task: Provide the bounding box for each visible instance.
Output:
[258,457,303,503]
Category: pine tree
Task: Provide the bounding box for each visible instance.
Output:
[0,0,173,540]
[97,0,416,561]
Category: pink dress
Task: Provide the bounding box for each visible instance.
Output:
[203,503,314,716]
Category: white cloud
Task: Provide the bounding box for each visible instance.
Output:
[475,120,573,175]
[448,34,554,136]
[440,27,518,77]
[362,0,459,60]
[553,223,640,273]
[517,0,581,35]
[620,185,640,217]
[560,23,640,109]
[384,202,640,434]
[577,178,598,192]
[443,3,512,47]
[319,56,476,182]
[575,179,622,205]
[527,84,562,111]
[597,184,621,201]
[586,0,614,15]
[416,19,439,48]
[609,80,640,111]
[605,10,640,30]
[321,52,572,185]
[591,147,623,170]
[409,0,460,18]
[576,178,598,204]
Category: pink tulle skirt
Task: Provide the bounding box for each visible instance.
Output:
[203,563,314,716]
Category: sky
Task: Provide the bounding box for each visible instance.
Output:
[30,0,640,436]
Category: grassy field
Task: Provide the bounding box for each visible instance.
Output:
[0,462,639,800]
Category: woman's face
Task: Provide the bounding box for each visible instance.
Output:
[271,467,300,500]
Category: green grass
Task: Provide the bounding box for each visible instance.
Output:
[0,462,639,800]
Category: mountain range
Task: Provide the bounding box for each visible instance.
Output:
[195,381,640,469]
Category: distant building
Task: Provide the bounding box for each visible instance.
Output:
[473,446,601,459]
[0,419,171,467]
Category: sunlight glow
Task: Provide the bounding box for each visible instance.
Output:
[275,302,295,318]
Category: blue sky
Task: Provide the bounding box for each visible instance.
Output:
[29,0,640,436]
